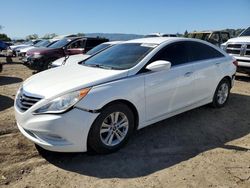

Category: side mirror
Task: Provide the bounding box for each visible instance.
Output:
[146,60,171,72]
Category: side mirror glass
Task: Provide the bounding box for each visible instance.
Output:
[146,60,171,72]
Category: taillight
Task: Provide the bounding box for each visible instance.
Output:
[233,60,238,67]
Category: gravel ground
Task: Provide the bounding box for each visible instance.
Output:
[0,57,250,188]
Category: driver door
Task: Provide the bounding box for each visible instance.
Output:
[66,39,86,55]
[144,42,196,121]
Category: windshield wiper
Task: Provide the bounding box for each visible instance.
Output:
[84,64,115,70]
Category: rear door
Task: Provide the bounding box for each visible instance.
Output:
[144,42,196,121]
[187,41,225,102]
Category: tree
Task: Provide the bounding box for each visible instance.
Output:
[0,33,11,41]
[77,33,85,37]
[184,30,188,37]
[26,34,39,40]
[43,33,57,39]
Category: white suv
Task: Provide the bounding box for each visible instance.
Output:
[221,27,250,74]
[15,37,236,154]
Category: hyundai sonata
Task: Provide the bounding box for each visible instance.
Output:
[15,37,237,153]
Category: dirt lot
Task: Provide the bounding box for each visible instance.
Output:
[0,57,250,188]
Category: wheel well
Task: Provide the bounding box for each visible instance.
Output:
[222,76,232,88]
[101,100,139,131]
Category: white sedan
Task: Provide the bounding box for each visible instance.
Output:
[15,37,237,153]
[50,41,121,68]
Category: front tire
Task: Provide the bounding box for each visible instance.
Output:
[212,78,230,108]
[88,103,134,154]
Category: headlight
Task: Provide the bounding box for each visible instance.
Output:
[220,45,226,51]
[33,53,42,59]
[33,88,91,114]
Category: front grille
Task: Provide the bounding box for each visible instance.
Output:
[227,44,242,48]
[16,90,42,111]
[226,49,240,55]
[226,43,250,57]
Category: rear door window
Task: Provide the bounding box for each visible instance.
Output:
[187,41,224,62]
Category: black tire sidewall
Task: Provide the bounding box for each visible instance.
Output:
[88,103,135,154]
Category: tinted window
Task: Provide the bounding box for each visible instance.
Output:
[86,39,104,48]
[67,39,85,49]
[221,33,230,43]
[151,42,188,66]
[49,38,71,48]
[240,27,250,37]
[187,41,224,62]
[210,33,220,43]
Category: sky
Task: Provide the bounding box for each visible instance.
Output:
[1,0,250,38]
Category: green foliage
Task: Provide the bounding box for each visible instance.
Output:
[43,33,57,39]
[221,29,244,37]
[184,30,188,37]
[77,33,85,37]
[26,34,39,40]
[0,33,11,41]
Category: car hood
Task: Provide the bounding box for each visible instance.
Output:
[20,46,35,53]
[10,44,30,50]
[226,36,250,43]
[27,47,61,56]
[22,64,128,99]
[52,54,90,67]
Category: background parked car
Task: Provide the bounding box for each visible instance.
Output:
[221,26,250,75]
[25,37,109,71]
[0,40,9,51]
[188,31,230,47]
[10,39,42,56]
[51,41,121,68]
[17,39,59,58]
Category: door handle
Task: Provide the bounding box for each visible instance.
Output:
[215,62,222,66]
[184,72,193,77]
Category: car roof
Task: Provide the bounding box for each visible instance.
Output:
[123,37,183,44]
[104,41,122,45]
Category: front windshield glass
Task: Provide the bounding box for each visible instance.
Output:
[86,43,111,55]
[34,40,50,47]
[239,27,250,37]
[49,38,71,48]
[83,43,156,70]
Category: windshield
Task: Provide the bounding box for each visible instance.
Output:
[83,43,156,70]
[86,43,111,55]
[49,38,71,48]
[239,27,250,37]
[34,40,50,47]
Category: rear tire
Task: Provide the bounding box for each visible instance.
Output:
[88,103,134,154]
[212,78,230,108]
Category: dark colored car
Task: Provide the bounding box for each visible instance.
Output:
[0,40,9,51]
[188,31,230,47]
[26,37,109,71]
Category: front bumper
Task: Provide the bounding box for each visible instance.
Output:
[15,105,99,152]
[234,56,250,74]
[25,57,44,70]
